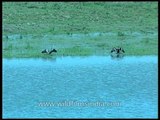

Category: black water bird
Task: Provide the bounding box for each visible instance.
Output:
[111,47,125,54]
[110,47,125,58]
[41,48,57,54]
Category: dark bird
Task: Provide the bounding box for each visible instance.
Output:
[111,47,125,54]
[41,48,57,54]
[110,47,125,58]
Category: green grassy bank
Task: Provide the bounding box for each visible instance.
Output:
[2,2,158,58]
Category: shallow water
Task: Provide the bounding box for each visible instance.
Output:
[3,56,158,118]
[3,31,157,40]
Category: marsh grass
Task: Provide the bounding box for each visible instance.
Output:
[2,31,158,58]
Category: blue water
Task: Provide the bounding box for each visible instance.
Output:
[3,56,158,118]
